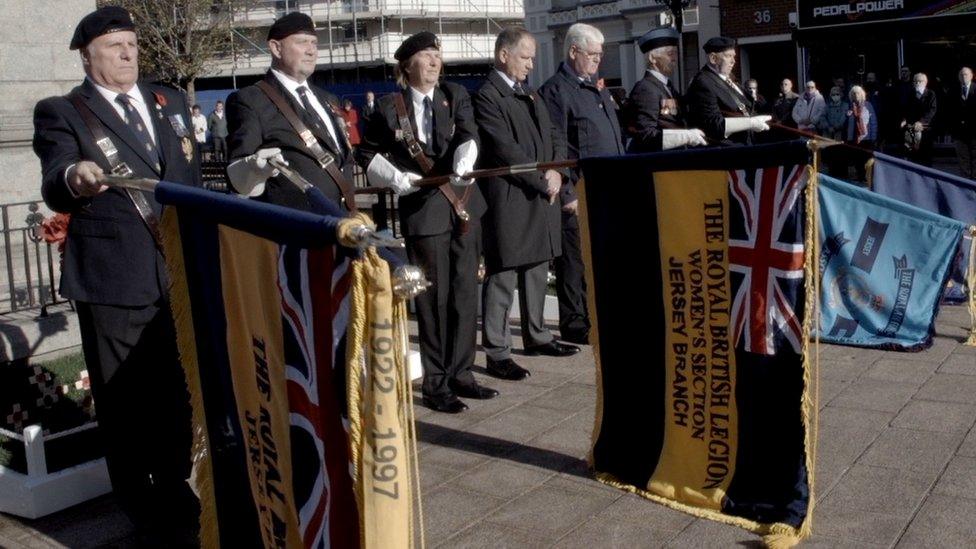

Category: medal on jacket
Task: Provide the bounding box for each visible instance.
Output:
[660,98,677,116]
[167,114,194,162]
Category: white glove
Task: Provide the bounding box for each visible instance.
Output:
[226,148,286,197]
[662,129,708,150]
[724,115,771,137]
[366,153,420,196]
[451,139,478,186]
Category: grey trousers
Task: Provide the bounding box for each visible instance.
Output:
[481,260,553,360]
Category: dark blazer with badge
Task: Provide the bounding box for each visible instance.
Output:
[33,80,201,306]
[625,70,683,153]
[226,71,354,211]
[685,66,755,145]
[355,81,485,237]
[538,62,624,204]
[473,71,564,273]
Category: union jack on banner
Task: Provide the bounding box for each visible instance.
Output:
[728,165,807,356]
[279,244,359,549]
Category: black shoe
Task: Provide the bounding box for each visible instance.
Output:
[449,380,499,400]
[422,393,468,414]
[524,340,581,357]
[486,357,531,381]
[559,330,590,345]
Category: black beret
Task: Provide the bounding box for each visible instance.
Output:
[395,31,440,62]
[638,27,679,53]
[267,12,316,41]
[703,36,736,54]
[69,6,134,50]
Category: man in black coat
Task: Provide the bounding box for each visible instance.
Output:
[539,22,624,345]
[684,36,771,145]
[474,27,580,381]
[951,67,976,178]
[32,6,199,544]
[226,12,354,211]
[625,26,706,153]
[356,31,493,413]
[900,72,938,166]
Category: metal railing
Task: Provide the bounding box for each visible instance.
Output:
[0,201,66,316]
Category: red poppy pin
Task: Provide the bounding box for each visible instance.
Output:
[152,91,167,108]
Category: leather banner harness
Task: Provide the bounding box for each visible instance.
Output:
[256,80,358,212]
[392,93,472,234]
[68,93,163,250]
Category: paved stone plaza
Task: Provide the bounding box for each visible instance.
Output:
[1,305,974,548]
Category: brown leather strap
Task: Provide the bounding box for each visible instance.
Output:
[255,80,357,212]
[391,93,472,231]
[67,93,163,251]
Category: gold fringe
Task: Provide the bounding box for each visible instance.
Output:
[395,298,425,549]
[338,212,377,248]
[159,210,220,549]
[965,226,976,346]
[797,142,822,542]
[576,178,605,468]
[345,256,368,544]
[864,157,875,190]
[593,471,801,546]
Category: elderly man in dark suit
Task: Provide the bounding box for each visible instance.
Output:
[625,26,706,152]
[951,67,976,178]
[356,31,493,413]
[474,27,579,381]
[685,36,771,145]
[32,6,200,544]
[539,22,624,346]
[900,72,939,166]
[226,12,355,211]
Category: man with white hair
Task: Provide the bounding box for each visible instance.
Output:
[951,67,976,177]
[539,22,624,346]
[625,26,706,152]
[684,36,770,145]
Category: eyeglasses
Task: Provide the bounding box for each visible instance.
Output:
[575,46,603,60]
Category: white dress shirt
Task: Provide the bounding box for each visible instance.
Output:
[270,68,341,148]
[409,86,436,145]
[91,79,158,142]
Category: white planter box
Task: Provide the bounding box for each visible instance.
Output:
[0,424,111,519]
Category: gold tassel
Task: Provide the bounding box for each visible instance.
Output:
[345,255,368,544]
[762,532,803,548]
[864,157,875,189]
[159,210,220,548]
[965,226,976,346]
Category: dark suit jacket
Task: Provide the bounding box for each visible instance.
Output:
[950,83,976,140]
[538,62,624,204]
[625,70,684,153]
[355,81,485,237]
[33,79,201,306]
[685,66,755,144]
[473,71,564,272]
[226,72,354,211]
[902,88,937,127]
[208,111,228,138]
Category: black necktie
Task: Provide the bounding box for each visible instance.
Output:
[422,96,434,155]
[665,79,675,98]
[296,86,342,154]
[115,94,160,170]
[964,85,969,100]
[513,81,526,95]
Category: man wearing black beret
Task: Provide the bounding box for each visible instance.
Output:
[225,12,356,211]
[356,31,493,414]
[32,5,200,545]
[684,36,771,145]
[625,26,706,152]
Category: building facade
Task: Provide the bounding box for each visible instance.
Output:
[199,0,525,92]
